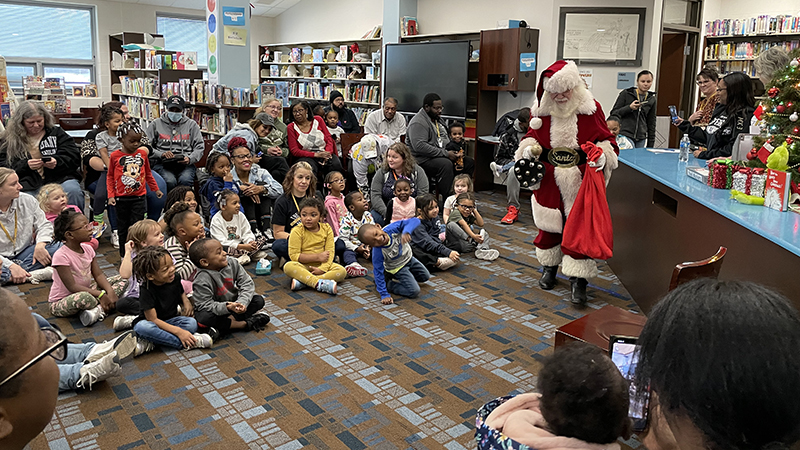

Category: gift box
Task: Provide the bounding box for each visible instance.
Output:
[731,168,749,193]
[707,159,742,189]
[750,168,767,197]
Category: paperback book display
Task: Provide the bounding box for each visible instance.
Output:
[23,76,68,113]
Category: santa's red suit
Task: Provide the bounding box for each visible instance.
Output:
[515,60,618,282]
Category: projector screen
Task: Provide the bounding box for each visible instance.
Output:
[384,41,470,119]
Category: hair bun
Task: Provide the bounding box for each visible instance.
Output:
[227,137,248,151]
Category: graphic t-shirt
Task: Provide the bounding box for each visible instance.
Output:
[107,148,159,198]
[49,243,95,303]
[138,274,184,322]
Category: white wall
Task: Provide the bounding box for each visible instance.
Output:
[43,0,274,110]
[272,0,383,44]
[713,0,800,18]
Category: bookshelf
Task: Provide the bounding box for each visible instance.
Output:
[257,38,382,125]
[702,15,800,78]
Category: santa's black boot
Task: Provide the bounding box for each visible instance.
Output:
[539,266,558,290]
[570,277,588,304]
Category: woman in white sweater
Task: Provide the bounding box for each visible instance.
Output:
[209,190,268,264]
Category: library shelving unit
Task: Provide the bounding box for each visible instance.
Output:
[257,38,382,125]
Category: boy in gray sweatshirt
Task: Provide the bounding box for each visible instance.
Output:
[189,238,270,333]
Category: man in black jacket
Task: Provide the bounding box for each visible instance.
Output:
[325,90,361,134]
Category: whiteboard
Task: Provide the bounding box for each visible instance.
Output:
[563,13,639,61]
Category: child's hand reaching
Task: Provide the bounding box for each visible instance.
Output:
[176,329,197,349]
[381,295,394,305]
[449,251,460,261]
[401,233,412,244]
[472,233,484,244]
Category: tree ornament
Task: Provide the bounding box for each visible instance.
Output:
[791,58,800,68]
[777,105,787,114]
[788,137,795,145]
[747,149,757,160]
[791,112,799,122]
[768,87,780,98]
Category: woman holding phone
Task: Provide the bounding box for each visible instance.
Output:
[610,70,657,148]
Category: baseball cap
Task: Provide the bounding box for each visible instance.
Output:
[253,112,274,128]
[166,95,186,111]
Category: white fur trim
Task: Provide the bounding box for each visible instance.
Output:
[549,114,578,149]
[536,246,563,267]
[554,166,582,218]
[543,61,582,94]
[531,195,563,233]
[561,255,598,278]
[596,140,618,186]
[530,117,542,129]
[515,137,542,161]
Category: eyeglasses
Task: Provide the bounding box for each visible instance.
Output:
[231,154,251,160]
[329,178,345,184]
[0,327,67,388]
[265,105,281,110]
[457,204,475,210]
[70,222,93,231]
[715,87,727,92]
[432,105,444,112]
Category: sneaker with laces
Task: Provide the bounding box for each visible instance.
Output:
[290,279,306,291]
[113,314,137,331]
[475,248,500,261]
[264,228,274,242]
[111,230,120,248]
[237,254,251,265]
[490,161,503,178]
[92,220,107,239]
[76,351,121,390]
[501,205,519,224]
[80,305,106,327]
[316,279,338,295]
[86,330,137,364]
[245,312,271,331]
[134,339,155,357]
[26,266,54,284]
[345,262,368,277]
[437,257,457,270]
[192,329,217,349]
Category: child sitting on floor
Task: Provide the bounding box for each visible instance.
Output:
[210,189,268,265]
[38,183,98,251]
[284,197,346,294]
[384,178,416,223]
[323,171,348,235]
[411,194,459,271]
[48,210,128,326]
[336,191,372,277]
[358,219,431,305]
[131,246,218,349]
[443,174,472,224]
[325,109,344,157]
[163,201,205,285]
[445,192,499,261]
[480,342,631,449]
[189,238,271,335]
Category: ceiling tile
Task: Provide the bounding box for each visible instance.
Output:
[169,0,204,9]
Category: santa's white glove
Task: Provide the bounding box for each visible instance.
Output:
[522,147,534,160]
[588,153,606,172]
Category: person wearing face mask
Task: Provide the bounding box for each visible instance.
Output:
[324,90,361,134]
[610,70,657,148]
[147,95,204,191]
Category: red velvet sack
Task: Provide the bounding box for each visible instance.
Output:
[561,143,614,260]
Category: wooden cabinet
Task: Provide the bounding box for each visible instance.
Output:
[478,28,539,92]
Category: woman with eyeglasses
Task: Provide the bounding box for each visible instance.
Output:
[286,100,343,182]
[255,97,291,183]
[688,67,720,127]
[673,72,755,159]
[228,138,284,237]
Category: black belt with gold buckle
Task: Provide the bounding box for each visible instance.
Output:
[541,147,585,168]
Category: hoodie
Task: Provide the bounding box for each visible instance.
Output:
[0,126,81,192]
[325,90,361,134]
[193,256,255,316]
[146,115,204,164]
[211,122,259,155]
[609,87,657,147]
[678,102,755,159]
[407,108,450,164]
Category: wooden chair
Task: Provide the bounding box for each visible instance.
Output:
[668,246,727,291]
[340,132,365,172]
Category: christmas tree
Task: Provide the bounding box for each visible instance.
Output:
[751,49,800,182]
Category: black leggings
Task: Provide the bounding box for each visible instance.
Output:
[240,196,272,234]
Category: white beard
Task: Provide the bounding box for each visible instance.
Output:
[535,84,596,119]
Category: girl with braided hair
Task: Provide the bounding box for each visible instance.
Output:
[107,121,163,256]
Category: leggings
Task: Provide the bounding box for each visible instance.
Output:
[283,262,346,288]
[240,195,273,234]
[49,275,128,317]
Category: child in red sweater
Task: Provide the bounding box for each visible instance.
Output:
[108,122,163,256]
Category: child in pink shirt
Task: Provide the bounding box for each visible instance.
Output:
[323,171,347,235]
[38,183,98,250]
[385,178,416,223]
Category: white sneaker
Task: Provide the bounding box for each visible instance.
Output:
[479,229,491,249]
[76,351,121,390]
[85,330,137,363]
[111,230,120,248]
[251,250,269,261]
[237,254,251,265]
[490,161,503,178]
[437,257,457,270]
[264,228,274,241]
[192,333,214,349]
[475,248,500,261]
[80,305,106,327]
[26,266,54,284]
[134,339,156,357]
[345,262,368,277]
[113,314,137,331]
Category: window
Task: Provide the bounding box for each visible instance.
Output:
[157,15,208,68]
[0,1,95,94]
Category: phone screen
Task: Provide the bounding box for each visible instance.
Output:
[610,339,649,431]
[669,105,679,122]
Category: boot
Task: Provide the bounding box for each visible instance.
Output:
[570,277,588,304]
[538,266,558,290]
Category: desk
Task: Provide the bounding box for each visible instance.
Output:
[474,135,500,191]
[607,149,800,313]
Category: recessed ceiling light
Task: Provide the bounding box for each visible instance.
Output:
[11,33,19,36]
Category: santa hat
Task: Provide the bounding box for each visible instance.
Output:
[530,60,583,129]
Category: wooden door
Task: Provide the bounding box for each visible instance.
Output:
[657,32,687,148]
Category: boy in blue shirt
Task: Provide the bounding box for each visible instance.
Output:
[358,218,431,305]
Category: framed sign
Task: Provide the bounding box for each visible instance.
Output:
[557,7,646,66]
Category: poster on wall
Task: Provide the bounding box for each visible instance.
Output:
[557,7,646,65]
[206,0,219,84]
[223,26,247,46]
[222,6,245,26]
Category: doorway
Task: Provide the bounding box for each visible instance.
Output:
[657,32,691,148]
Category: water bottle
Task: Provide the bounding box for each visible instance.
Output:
[679,134,690,162]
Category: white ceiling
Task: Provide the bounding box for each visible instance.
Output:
[107,0,301,17]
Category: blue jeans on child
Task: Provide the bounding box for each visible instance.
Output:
[273,239,289,261]
[31,313,96,392]
[133,316,198,349]
[153,163,197,192]
[334,239,358,266]
[386,257,430,298]
[0,241,63,285]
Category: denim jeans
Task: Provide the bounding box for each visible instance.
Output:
[133,316,198,349]
[334,239,357,266]
[369,209,385,227]
[386,257,430,298]
[272,238,289,260]
[153,163,197,191]
[58,342,96,392]
[0,241,63,285]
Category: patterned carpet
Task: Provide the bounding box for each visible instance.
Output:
[21,190,643,450]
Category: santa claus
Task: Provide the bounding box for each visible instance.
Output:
[515,60,618,304]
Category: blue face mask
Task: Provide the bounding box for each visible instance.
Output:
[167,111,183,123]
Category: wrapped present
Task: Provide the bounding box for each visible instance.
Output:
[732,168,749,193]
[708,159,737,189]
[750,168,767,197]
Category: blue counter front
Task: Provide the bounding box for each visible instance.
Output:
[607,148,800,313]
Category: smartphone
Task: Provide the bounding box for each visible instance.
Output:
[669,105,679,123]
[42,156,54,163]
[609,335,649,432]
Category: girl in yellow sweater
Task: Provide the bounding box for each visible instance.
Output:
[284,197,346,294]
